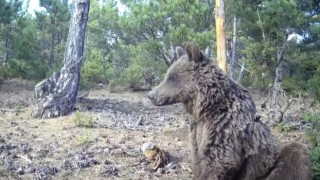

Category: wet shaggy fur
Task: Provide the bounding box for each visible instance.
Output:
[147,43,312,180]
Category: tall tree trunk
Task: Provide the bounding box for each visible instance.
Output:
[230,15,237,79]
[215,0,227,73]
[3,38,9,67]
[3,25,11,67]
[49,29,55,67]
[32,0,90,119]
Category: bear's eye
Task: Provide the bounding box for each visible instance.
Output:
[168,76,176,82]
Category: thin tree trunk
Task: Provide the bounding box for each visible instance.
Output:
[3,25,11,67]
[230,15,237,79]
[32,0,90,119]
[49,29,55,67]
[270,42,286,124]
[3,38,9,66]
[215,0,227,73]
[237,61,245,83]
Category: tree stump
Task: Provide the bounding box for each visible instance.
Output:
[32,0,90,119]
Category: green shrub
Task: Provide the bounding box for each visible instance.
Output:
[309,70,320,101]
[276,123,292,132]
[79,130,93,145]
[241,73,273,90]
[2,59,32,79]
[123,44,167,88]
[81,48,106,85]
[73,112,94,128]
[0,59,49,80]
[304,112,320,179]
[105,66,128,91]
[104,43,167,92]
[109,77,128,92]
[282,77,301,95]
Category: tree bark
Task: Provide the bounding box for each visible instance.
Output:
[49,28,55,67]
[32,0,90,119]
[3,25,11,67]
[270,52,284,124]
[270,38,287,124]
[215,0,227,73]
[237,61,245,83]
[229,15,237,79]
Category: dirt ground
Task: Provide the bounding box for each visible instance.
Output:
[0,79,315,180]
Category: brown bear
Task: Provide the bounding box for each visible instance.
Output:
[147,43,312,180]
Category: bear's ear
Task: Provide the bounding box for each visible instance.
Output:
[185,43,205,63]
[175,46,186,58]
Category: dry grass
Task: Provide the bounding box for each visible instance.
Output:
[0,80,313,180]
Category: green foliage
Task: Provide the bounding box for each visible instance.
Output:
[123,43,167,87]
[73,112,94,128]
[0,0,22,24]
[282,77,301,95]
[104,43,167,91]
[14,104,23,114]
[78,130,93,145]
[304,112,320,179]
[84,0,215,91]
[0,0,318,103]
[276,123,292,132]
[81,48,106,85]
[2,59,32,78]
[309,67,320,101]
[241,60,273,90]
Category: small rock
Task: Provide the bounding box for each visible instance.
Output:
[101,134,108,139]
[36,149,49,159]
[119,139,125,144]
[1,143,17,150]
[92,159,100,165]
[31,134,37,138]
[16,167,24,175]
[104,160,112,165]
[102,165,118,177]
[62,160,72,170]
[25,166,36,173]
[125,148,140,156]
[0,136,5,143]
[34,165,58,179]
[75,160,91,168]
[19,142,28,150]
[103,148,110,154]
[175,137,180,142]
[10,122,18,126]
[155,168,163,176]
[141,142,156,152]
[164,162,177,172]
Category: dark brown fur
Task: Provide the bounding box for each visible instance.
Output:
[147,43,312,180]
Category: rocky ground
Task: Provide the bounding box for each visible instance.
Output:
[0,79,314,180]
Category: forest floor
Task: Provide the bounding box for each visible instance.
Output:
[0,79,316,180]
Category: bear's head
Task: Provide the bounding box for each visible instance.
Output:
[147,43,212,106]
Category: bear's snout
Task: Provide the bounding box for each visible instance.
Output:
[147,90,169,106]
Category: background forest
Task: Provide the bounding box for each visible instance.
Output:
[0,0,320,179]
[0,0,319,96]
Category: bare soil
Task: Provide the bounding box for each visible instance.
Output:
[0,79,314,180]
